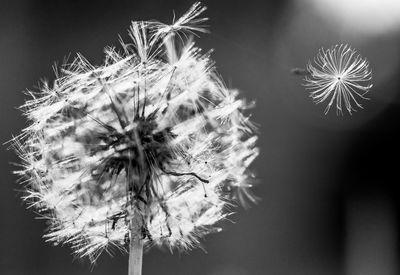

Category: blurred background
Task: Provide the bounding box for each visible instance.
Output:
[1,0,399,274]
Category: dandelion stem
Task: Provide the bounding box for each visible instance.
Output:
[128,231,143,275]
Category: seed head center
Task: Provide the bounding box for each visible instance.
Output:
[336,74,344,82]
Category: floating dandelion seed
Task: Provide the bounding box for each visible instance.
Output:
[304,44,372,115]
[12,2,258,274]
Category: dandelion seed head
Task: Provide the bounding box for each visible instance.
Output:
[304,44,373,115]
[13,3,258,262]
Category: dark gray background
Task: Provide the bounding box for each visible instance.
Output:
[1,0,399,274]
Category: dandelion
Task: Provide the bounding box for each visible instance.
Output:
[12,2,258,274]
[304,44,372,115]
